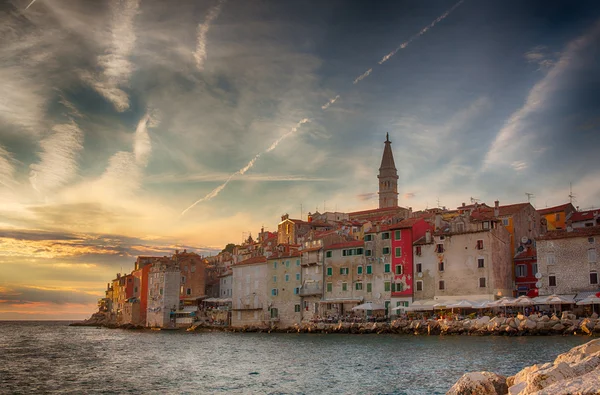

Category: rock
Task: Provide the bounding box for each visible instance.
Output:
[552,323,565,332]
[534,365,600,395]
[525,319,537,330]
[554,339,600,366]
[517,313,525,321]
[592,312,598,320]
[446,371,508,395]
[540,315,550,322]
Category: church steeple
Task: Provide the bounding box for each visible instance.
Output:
[378,134,399,208]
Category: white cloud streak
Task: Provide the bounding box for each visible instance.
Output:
[24,0,37,11]
[83,0,140,112]
[484,21,600,169]
[321,95,340,110]
[378,0,464,65]
[0,67,47,135]
[353,69,372,84]
[29,120,84,195]
[194,0,226,71]
[181,118,310,215]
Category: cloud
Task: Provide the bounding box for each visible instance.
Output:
[524,45,557,71]
[29,120,84,195]
[404,192,416,199]
[0,145,16,190]
[321,95,340,110]
[83,0,140,111]
[194,0,226,71]
[353,68,372,84]
[484,20,600,170]
[0,67,47,135]
[145,172,330,184]
[356,193,377,201]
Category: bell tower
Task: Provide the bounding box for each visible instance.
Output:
[378,133,399,208]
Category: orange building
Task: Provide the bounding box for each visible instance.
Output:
[537,203,576,230]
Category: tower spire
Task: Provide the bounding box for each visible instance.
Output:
[378,134,399,208]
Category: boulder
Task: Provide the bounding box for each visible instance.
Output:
[525,319,537,330]
[552,323,565,332]
[591,312,599,319]
[534,365,600,395]
[540,315,550,322]
[447,371,508,395]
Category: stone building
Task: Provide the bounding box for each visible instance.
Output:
[267,251,302,327]
[571,209,600,228]
[132,256,163,326]
[219,270,233,299]
[536,226,600,297]
[277,214,312,245]
[146,260,180,328]
[173,250,207,302]
[231,256,268,327]
[363,225,395,314]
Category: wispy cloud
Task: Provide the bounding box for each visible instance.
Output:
[146,172,330,184]
[321,95,340,110]
[353,68,372,84]
[0,67,47,135]
[524,45,558,71]
[29,120,84,195]
[484,21,600,169]
[181,118,310,215]
[194,0,226,71]
[83,0,140,112]
[0,145,16,190]
[378,0,464,65]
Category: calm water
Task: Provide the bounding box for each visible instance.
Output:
[0,321,590,395]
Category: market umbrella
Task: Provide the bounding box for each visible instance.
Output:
[576,295,600,315]
[513,295,535,313]
[352,302,385,311]
[535,294,572,314]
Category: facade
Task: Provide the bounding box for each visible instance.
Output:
[131,256,158,326]
[174,250,207,302]
[514,246,538,297]
[389,218,433,311]
[571,209,600,228]
[267,252,302,327]
[363,225,394,314]
[219,270,233,299]
[277,214,312,245]
[231,256,268,327]
[378,133,399,209]
[536,226,600,296]
[322,241,368,317]
[300,242,324,321]
[537,203,576,230]
[146,260,180,328]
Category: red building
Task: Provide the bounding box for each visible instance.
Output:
[389,218,434,309]
[132,256,164,326]
[514,245,539,297]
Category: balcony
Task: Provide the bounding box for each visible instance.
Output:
[299,283,323,296]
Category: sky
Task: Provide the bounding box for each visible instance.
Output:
[1,0,599,320]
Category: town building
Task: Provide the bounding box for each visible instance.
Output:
[219,270,233,299]
[536,226,600,298]
[537,203,576,230]
[363,225,395,314]
[513,245,538,297]
[277,214,312,245]
[231,256,268,327]
[571,209,600,228]
[267,251,302,327]
[146,260,180,328]
[131,256,160,326]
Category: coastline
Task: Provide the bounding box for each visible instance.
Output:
[71,311,600,336]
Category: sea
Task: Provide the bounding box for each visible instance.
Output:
[0,321,590,394]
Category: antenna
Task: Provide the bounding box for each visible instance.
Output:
[300,204,303,220]
[525,192,534,203]
[568,182,576,204]
[470,197,480,204]
[436,197,441,208]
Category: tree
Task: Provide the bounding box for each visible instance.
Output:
[221,243,236,254]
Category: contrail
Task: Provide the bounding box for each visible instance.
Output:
[181,119,310,215]
[378,0,464,65]
[24,0,36,10]
[353,69,372,84]
[321,95,340,110]
[194,0,226,71]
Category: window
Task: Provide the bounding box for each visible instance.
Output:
[476,240,484,250]
[327,267,333,276]
[286,260,290,267]
[589,237,595,243]
[271,288,278,296]
[479,277,486,288]
[273,262,278,269]
[416,246,422,256]
[294,304,301,313]
[416,281,423,291]
[395,247,402,258]
[384,263,391,273]
[326,282,332,292]
[159,288,163,295]
[296,259,300,266]
[382,232,390,240]
[532,263,538,276]
[438,281,445,290]
[294,287,300,295]
[285,274,289,282]
[273,276,277,283]
[478,258,485,268]
[547,253,556,265]
[326,251,332,258]
[394,230,401,240]
[395,265,403,275]
[555,213,560,221]
[357,266,363,275]
[134,286,138,293]
[416,263,422,273]
[549,275,556,287]
[181,276,186,283]
[367,283,372,292]
[516,265,527,277]
[483,221,490,230]
[364,234,373,241]
[591,272,598,285]
[356,248,364,255]
[296,273,301,281]
[365,249,372,256]
[456,223,465,233]
[186,288,191,295]
[502,218,509,226]
[395,282,404,292]
[355,282,363,291]
[438,261,444,272]
[589,249,597,263]
[342,282,348,291]
[436,244,444,253]
[340,267,349,275]
[366,265,372,274]
[383,247,390,255]
[384,282,391,291]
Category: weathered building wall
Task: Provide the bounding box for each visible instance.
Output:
[413,239,436,301]
[267,253,302,327]
[323,242,368,315]
[300,248,324,321]
[364,229,393,313]
[231,259,268,327]
[146,263,180,328]
[219,272,232,298]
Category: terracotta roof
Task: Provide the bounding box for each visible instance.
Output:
[301,246,323,252]
[514,246,536,260]
[364,223,396,233]
[233,256,267,266]
[389,218,422,230]
[218,270,233,278]
[268,251,302,260]
[537,226,600,241]
[288,218,310,225]
[498,203,530,216]
[571,209,600,223]
[413,236,433,245]
[348,207,406,216]
[537,203,575,216]
[325,241,364,250]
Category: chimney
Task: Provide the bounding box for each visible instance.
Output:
[281,213,289,221]
[462,202,466,207]
[175,249,179,255]
[425,229,432,244]
[494,200,499,217]
[183,249,187,254]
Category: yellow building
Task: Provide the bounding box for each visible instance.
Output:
[537,203,576,230]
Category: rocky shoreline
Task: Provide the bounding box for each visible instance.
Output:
[447,338,600,394]
[72,311,600,336]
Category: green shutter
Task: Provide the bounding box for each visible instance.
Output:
[366,265,372,274]
[367,283,372,292]
[327,267,332,276]
[384,263,390,273]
